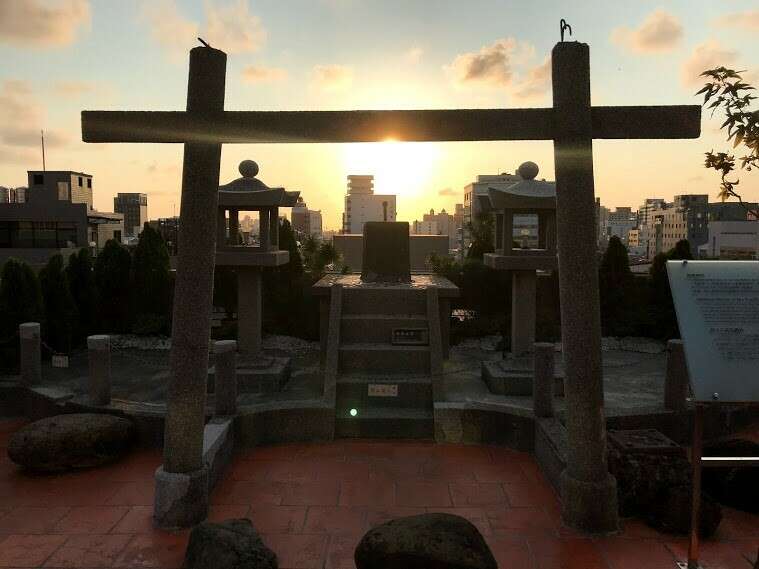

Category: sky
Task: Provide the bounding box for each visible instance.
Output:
[1,0,758,229]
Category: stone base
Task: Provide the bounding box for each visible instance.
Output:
[153,465,209,529]
[208,356,291,394]
[560,470,619,534]
[481,358,564,396]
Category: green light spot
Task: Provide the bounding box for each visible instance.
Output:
[349,408,358,417]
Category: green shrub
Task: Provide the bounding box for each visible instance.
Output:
[132,223,171,332]
[66,248,97,343]
[95,239,132,333]
[0,258,43,370]
[39,254,78,353]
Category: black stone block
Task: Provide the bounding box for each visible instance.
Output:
[361,222,411,283]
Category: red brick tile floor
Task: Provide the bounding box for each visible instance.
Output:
[1,420,758,569]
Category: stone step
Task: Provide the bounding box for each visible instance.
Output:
[335,407,434,439]
[340,314,428,344]
[339,344,430,374]
[336,374,433,410]
[341,288,427,316]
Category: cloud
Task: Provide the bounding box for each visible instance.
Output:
[53,80,99,97]
[203,0,267,54]
[242,64,288,83]
[0,0,90,48]
[445,38,517,87]
[311,64,353,92]
[611,9,683,54]
[438,188,457,197]
[680,40,738,87]
[0,80,68,166]
[714,10,759,31]
[405,47,424,64]
[140,0,199,58]
[511,57,551,102]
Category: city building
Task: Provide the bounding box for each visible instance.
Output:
[601,206,637,246]
[0,170,123,268]
[421,208,458,249]
[291,196,323,239]
[463,172,521,247]
[0,186,26,203]
[645,194,709,258]
[341,175,396,234]
[148,216,180,255]
[698,220,759,259]
[412,219,439,235]
[114,193,148,237]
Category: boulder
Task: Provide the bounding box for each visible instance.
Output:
[355,513,497,569]
[184,519,277,569]
[608,445,721,537]
[702,438,759,514]
[7,413,134,472]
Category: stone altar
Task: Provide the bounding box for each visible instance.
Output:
[479,161,564,396]
[210,160,299,393]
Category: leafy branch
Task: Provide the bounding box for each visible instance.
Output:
[697,67,759,219]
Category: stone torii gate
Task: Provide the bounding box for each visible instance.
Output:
[81,40,700,531]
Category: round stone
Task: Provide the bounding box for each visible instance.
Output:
[239,160,259,178]
[517,161,539,180]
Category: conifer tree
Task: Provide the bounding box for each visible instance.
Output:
[39,254,78,353]
[0,258,42,370]
[95,239,133,333]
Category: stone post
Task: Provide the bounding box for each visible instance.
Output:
[511,271,536,357]
[87,335,111,406]
[259,208,270,251]
[156,45,226,529]
[19,322,41,387]
[533,342,555,418]
[237,267,262,354]
[552,41,618,533]
[664,339,689,411]
[214,340,237,416]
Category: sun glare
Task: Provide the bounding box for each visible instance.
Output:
[341,139,442,214]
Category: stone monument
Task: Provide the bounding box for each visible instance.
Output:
[480,162,564,396]
[313,221,458,438]
[212,160,300,393]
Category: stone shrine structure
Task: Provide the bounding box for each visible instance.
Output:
[480,161,564,396]
[213,160,299,392]
[314,221,458,438]
[82,38,700,533]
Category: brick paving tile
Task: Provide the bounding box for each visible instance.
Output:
[395,481,452,508]
[280,482,340,507]
[324,534,362,569]
[105,481,155,506]
[210,480,284,506]
[110,506,154,534]
[239,443,310,462]
[52,507,130,535]
[487,506,558,535]
[485,532,533,568]
[221,459,269,482]
[339,480,395,508]
[0,507,71,535]
[364,507,427,529]
[0,534,67,568]
[529,536,608,569]
[450,482,507,507]
[666,539,755,569]
[596,537,678,569]
[247,506,307,534]
[302,506,367,535]
[503,478,561,509]
[113,533,188,569]
[207,505,250,523]
[309,460,371,482]
[42,534,132,568]
[717,509,759,539]
[261,534,329,569]
[431,507,493,537]
[265,461,319,483]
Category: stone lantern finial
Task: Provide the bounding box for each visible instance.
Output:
[239,160,259,178]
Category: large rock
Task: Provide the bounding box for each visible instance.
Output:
[7,413,134,472]
[184,519,277,569]
[608,445,722,537]
[355,513,497,569]
[703,438,759,514]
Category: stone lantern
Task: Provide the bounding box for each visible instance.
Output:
[214,160,300,391]
[480,161,563,395]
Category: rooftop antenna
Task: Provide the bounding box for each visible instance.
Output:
[41,130,46,172]
[560,19,573,42]
[197,37,211,48]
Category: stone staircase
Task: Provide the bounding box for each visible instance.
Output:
[333,287,435,438]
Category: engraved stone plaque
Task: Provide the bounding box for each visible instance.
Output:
[368,384,398,397]
[667,260,759,402]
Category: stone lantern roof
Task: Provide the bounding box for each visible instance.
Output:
[218,160,300,208]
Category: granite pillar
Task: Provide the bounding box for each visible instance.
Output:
[664,339,689,412]
[533,342,555,418]
[552,41,618,533]
[19,322,41,387]
[237,267,262,355]
[214,340,237,416]
[87,335,111,406]
[511,271,536,357]
[157,45,226,529]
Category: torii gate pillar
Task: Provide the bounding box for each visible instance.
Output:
[552,42,618,533]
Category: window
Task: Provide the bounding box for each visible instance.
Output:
[86,178,92,188]
[33,174,44,185]
[57,182,69,201]
[78,177,83,187]
[113,230,122,242]
[56,223,78,247]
